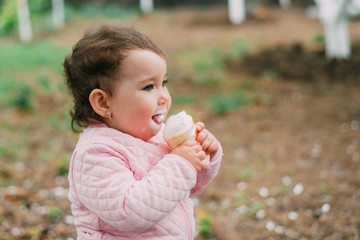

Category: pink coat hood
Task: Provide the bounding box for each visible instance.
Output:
[68,123,222,240]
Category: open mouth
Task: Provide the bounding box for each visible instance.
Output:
[152,113,165,124]
[151,109,166,125]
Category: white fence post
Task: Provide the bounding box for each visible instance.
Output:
[314,0,351,59]
[140,0,154,14]
[16,0,32,43]
[228,0,246,24]
[52,0,65,29]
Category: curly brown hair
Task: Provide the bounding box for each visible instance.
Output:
[63,24,165,132]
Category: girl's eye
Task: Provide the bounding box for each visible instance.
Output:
[143,85,153,91]
[162,80,168,86]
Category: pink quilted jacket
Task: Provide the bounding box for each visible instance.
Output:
[68,123,222,240]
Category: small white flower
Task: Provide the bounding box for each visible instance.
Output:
[265,197,276,207]
[259,187,270,198]
[55,176,66,186]
[53,186,68,199]
[191,197,199,207]
[351,120,359,130]
[65,215,74,224]
[321,203,331,213]
[237,181,247,191]
[7,186,19,195]
[256,209,266,219]
[293,183,304,195]
[236,205,248,215]
[11,228,21,236]
[282,176,292,186]
[266,221,275,231]
[288,211,298,220]
[274,226,285,234]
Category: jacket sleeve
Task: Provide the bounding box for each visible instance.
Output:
[71,143,197,234]
[191,141,223,194]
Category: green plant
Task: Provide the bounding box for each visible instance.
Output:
[207,89,253,115]
[312,33,325,44]
[57,155,70,176]
[0,42,67,74]
[0,0,17,34]
[199,215,213,238]
[48,206,62,220]
[0,79,32,110]
[263,69,277,80]
[236,165,255,180]
[227,37,250,60]
[172,95,197,105]
[14,86,32,110]
[37,75,51,92]
[0,0,50,35]
[27,228,41,238]
[249,202,263,213]
[319,181,328,194]
[193,48,226,85]
[66,3,139,20]
[281,183,292,195]
[236,193,251,204]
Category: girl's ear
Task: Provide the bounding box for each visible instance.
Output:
[89,89,110,118]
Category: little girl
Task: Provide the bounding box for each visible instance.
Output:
[64,24,223,240]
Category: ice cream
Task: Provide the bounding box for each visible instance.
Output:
[163,111,210,165]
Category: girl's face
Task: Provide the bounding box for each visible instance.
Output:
[106,49,171,141]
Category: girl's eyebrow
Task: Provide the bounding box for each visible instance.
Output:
[139,73,168,83]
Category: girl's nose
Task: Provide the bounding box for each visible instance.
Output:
[158,88,171,105]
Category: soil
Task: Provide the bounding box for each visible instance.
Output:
[1,5,360,240]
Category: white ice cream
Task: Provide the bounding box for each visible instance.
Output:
[163,111,196,142]
[163,111,210,165]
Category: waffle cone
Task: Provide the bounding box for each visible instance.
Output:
[164,125,196,149]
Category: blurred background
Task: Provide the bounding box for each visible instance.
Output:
[1,0,360,239]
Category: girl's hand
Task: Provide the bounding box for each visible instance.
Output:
[171,139,208,172]
[195,122,219,157]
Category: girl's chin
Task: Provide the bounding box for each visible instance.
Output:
[150,119,162,133]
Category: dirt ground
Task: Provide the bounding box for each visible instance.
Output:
[1,4,360,240]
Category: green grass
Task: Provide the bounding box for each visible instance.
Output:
[65,3,140,20]
[0,41,68,110]
[236,193,251,204]
[0,41,67,74]
[226,37,250,60]
[312,33,325,44]
[0,79,33,110]
[172,95,197,105]
[1,1,139,35]
[48,206,62,221]
[207,89,253,115]
[199,215,213,238]
[193,48,226,85]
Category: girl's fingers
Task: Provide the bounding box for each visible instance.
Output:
[200,160,208,171]
[197,150,206,161]
[196,128,209,143]
[208,141,219,156]
[195,122,205,132]
[183,139,197,147]
[201,137,213,152]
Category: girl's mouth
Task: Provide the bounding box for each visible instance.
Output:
[152,114,165,124]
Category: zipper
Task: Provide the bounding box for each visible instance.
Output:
[180,201,192,240]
